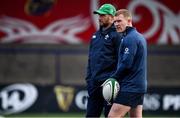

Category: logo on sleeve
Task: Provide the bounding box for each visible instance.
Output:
[124,48,129,54]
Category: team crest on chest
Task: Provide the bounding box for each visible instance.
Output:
[124,47,129,54]
[105,34,109,40]
[92,35,96,39]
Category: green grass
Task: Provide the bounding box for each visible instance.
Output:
[2,112,180,118]
[3,112,85,118]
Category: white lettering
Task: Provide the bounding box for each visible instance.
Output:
[75,90,88,110]
[163,95,180,111]
[143,94,160,110]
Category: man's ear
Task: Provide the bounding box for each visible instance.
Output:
[128,18,132,26]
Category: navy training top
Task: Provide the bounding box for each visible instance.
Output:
[111,27,147,93]
[86,24,122,93]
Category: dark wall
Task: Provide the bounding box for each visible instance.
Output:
[0,44,180,87]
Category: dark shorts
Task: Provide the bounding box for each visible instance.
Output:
[114,92,144,108]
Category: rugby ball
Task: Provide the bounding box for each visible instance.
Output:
[102,78,120,103]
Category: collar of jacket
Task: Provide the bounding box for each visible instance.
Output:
[122,26,135,37]
[99,24,116,35]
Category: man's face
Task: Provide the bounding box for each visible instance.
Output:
[114,14,128,32]
[98,14,113,28]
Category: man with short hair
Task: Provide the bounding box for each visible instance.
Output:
[108,9,147,118]
[85,4,122,117]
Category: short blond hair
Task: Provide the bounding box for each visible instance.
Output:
[115,9,132,20]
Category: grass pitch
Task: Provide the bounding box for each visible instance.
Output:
[2,112,180,118]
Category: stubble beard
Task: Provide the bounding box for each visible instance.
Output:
[99,21,111,28]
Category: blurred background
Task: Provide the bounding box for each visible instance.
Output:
[0,0,180,117]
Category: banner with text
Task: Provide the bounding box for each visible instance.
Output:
[0,83,180,115]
